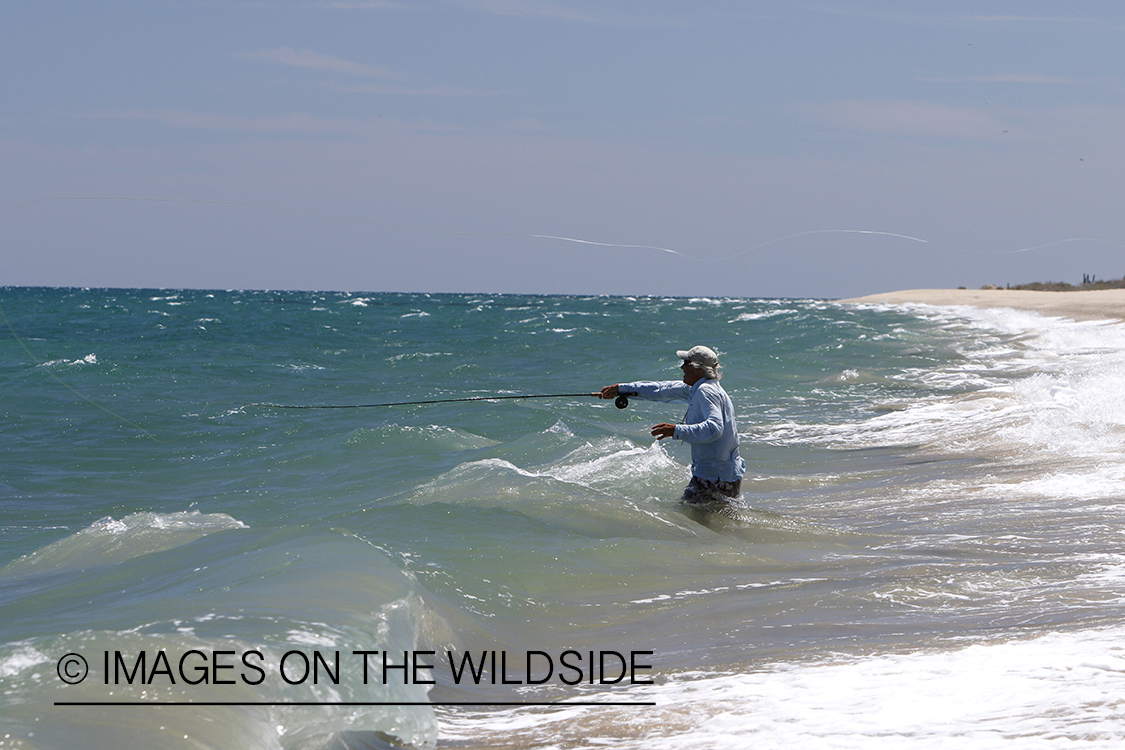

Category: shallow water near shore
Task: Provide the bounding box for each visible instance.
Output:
[3,288,1125,748]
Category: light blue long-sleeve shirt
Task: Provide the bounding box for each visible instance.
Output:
[620,378,745,482]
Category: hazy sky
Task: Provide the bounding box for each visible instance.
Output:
[3,1,1123,298]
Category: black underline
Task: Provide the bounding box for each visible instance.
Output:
[54,701,655,707]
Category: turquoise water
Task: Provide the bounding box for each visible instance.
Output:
[3,288,1125,749]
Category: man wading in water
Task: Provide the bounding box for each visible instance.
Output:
[600,345,745,502]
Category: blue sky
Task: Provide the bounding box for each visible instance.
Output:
[2,1,1123,297]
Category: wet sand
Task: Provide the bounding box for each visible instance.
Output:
[840,289,1125,322]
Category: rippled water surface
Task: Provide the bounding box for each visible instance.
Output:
[3,288,1125,749]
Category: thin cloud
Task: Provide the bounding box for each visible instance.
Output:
[470,0,601,22]
[328,0,672,26]
[810,4,1102,27]
[74,109,461,135]
[79,109,371,133]
[809,100,1125,149]
[322,1,409,8]
[240,47,405,79]
[241,47,484,98]
[958,15,1094,23]
[329,82,499,97]
[440,0,631,23]
[810,99,1011,140]
[324,0,628,23]
[506,117,548,131]
[920,74,1081,85]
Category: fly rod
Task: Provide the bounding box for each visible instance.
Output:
[254,392,639,410]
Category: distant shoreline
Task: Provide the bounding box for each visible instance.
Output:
[839,288,1125,322]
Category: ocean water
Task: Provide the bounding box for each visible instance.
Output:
[2,287,1125,749]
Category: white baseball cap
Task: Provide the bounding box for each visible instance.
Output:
[676,345,719,368]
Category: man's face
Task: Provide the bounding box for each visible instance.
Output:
[680,359,705,385]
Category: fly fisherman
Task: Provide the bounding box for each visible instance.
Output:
[600,345,745,502]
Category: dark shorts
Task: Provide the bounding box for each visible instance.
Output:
[682,476,742,503]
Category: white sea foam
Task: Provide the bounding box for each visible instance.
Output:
[441,627,1125,748]
[0,511,247,576]
[543,439,686,492]
[729,309,792,322]
[38,352,97,368]
[0,646,48,678]
[774,308,1125,471]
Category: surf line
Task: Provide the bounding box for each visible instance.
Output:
[55,700,656,707]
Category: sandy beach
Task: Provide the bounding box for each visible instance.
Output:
[840,289,1125,323]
